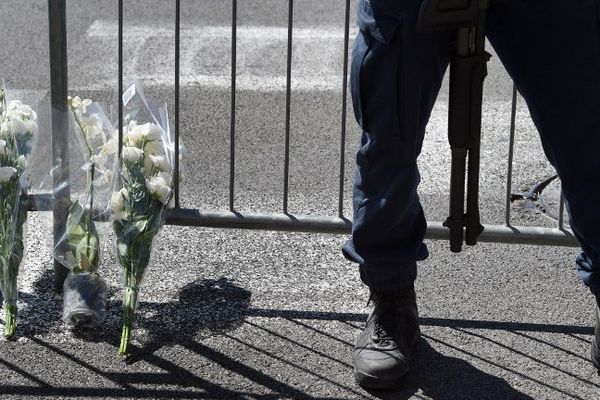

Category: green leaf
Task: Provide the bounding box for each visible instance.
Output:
[64,200,100,273]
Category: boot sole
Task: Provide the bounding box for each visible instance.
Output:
[354,367,409,390]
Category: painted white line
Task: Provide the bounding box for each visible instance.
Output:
[74,20,358,91]
[74,75,348,92]
[87,21,353,40]
[419,100,551,196]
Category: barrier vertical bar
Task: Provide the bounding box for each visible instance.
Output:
[48,0,70,291]
[505,84,517,226]
[118,0,123,157]
[559,191,565,230]
[174,0,181,208]
[229,0,237,211]
[283,0,294,214]
[338,0,351,218]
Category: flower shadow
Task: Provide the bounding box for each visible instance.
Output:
[2,271,251,356]
[65,276,252,356]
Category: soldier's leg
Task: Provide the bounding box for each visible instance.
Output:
[346,0,452,388]
[486,0,600,296]
[343,0,452,292]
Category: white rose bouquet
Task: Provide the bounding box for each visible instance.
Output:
[111,84,175,356]
[55,96,116,328]
[0,86,37,338]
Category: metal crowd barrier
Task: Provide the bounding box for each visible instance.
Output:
[45,0,578,289]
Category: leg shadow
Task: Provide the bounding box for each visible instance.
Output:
[366,339,534,400]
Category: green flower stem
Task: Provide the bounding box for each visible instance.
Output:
[69,105,94,159]
[118,286,138,356]
[86,162,95,265]
[87,162,95,211]
[4,301,17,339]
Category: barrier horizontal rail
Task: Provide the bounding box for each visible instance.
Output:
[29,193,578,247]
[44,0,579,292]
[167,209,578,247]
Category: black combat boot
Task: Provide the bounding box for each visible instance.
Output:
[353,285,420,389]
[592,298,600,372]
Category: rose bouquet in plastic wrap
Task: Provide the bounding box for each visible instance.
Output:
[0,85,37,338]
[111,84,175,355]
[54,96,117,328]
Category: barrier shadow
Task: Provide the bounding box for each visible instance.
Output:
[0,270,594,399]
[364,339,534,400]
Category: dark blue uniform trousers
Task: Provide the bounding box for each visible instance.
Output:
[342,0,600,295]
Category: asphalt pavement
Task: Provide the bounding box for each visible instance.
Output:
[0,1,598,399]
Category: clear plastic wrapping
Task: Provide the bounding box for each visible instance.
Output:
[55,97,117,328]
[62,271,108,328]
[0,82,38,338]
[110,83,176,355]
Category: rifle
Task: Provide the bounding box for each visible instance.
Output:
[419,0,491,252]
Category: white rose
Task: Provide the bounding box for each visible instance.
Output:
[127,122,163,146]
[25,119,38,136]
[82,114,103,140]
[69,96,80,107]
[138,123,162,141]
[101,136,118,156]
[144,139,166,157]
[70,96,92,114]
[122,146,143,164]
[7,100,36,121]
[20,106,35,121]
[83,99,92,109]
[3,117,29,136]
[17,155,26,168]
[126,124,146,146]
[0,139,6,155]
[144,154,171,176]
[0,166,17,183]
[110,188,129,220]
[7,100,19,110]
[7,100,23,113]
[145,172,172,204]
[111,189,125,210]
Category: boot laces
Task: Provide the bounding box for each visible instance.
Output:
[367,293,400,347]
[373,318,394,346]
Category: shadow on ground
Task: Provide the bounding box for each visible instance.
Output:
[2,270,252,344]
[365,340,534,400]
[0,270,594,399]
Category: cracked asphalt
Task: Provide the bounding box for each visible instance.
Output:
[0,1,598,399]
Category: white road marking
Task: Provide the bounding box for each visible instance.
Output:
[75,20,358,91]
[74,22,554,209]
[420,100,553,196]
